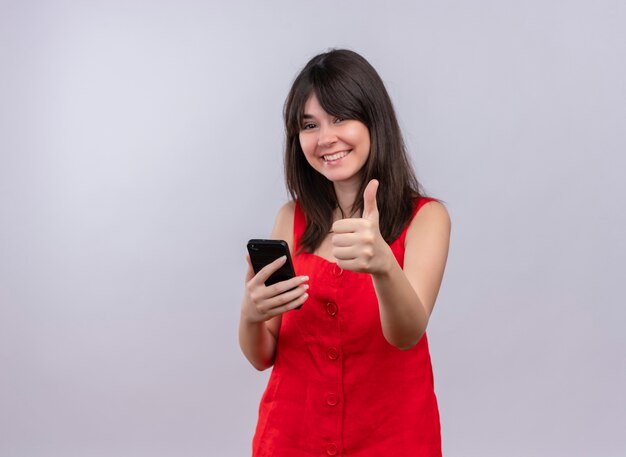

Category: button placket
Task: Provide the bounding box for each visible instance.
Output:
[319,268,342,455]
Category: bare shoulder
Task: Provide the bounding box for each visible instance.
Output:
[275,200,296,224]
[403,200,451,313]
[406,199,451,240]
[271,201,296,253]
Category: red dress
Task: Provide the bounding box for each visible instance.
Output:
[252,199,442,456]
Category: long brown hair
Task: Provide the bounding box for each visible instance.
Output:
[284,49,424,253]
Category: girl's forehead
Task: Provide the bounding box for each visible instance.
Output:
[302,92,333,117]
[302,93,333,118]
[303,93,321,111]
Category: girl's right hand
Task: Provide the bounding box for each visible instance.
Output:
[241,255,310,323]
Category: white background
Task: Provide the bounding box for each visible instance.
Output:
[1,1,625,456]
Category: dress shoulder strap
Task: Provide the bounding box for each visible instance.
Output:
[395,197,437,248]
[293,200,306,254]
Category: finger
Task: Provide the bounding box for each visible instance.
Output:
[261,284,310,312]
[362,179,379,222]
[261,274,309,299]
[262,290,310,317]
[331,219,360,234]
[336,258,367,273]
[332,246,359,261]
[252,255,287,285]
[331,232,359,248]
[245,255,255,282]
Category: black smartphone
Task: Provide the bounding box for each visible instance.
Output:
[247,239,296,287]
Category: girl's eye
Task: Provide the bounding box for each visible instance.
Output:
[334,117,344,123]
[302,123,316,130]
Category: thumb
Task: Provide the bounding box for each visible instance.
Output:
[362,179,380,222]
[244,255,255,282]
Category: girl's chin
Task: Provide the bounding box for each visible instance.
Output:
[322,171,363,185]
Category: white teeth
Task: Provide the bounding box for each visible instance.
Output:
[323,151,349,162]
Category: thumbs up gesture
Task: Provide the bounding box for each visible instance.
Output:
[331,179,394,274]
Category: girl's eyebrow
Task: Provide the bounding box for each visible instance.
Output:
[302,114,314,119]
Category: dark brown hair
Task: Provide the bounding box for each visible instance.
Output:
[284,49,424,253]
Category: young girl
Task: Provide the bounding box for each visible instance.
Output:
[239,49,450,457]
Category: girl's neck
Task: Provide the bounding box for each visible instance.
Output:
[333,178,361,219]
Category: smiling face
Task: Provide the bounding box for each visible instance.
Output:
[298,93,371,188]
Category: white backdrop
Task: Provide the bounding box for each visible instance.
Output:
[1,1,625,456]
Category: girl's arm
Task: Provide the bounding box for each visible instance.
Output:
[238,202,307,370]
[331,180,450,350]
[371,200,450,349]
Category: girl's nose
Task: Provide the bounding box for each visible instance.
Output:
[317,124,338,148]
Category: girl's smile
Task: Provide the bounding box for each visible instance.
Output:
[322,150,351,162]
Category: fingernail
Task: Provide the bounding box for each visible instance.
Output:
[300,276,309,282]
[278,255,286,261]
[303,284,309,290]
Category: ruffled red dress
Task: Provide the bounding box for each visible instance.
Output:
[252,199,442,456]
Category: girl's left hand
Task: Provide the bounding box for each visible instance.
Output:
[331,179,394,274]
